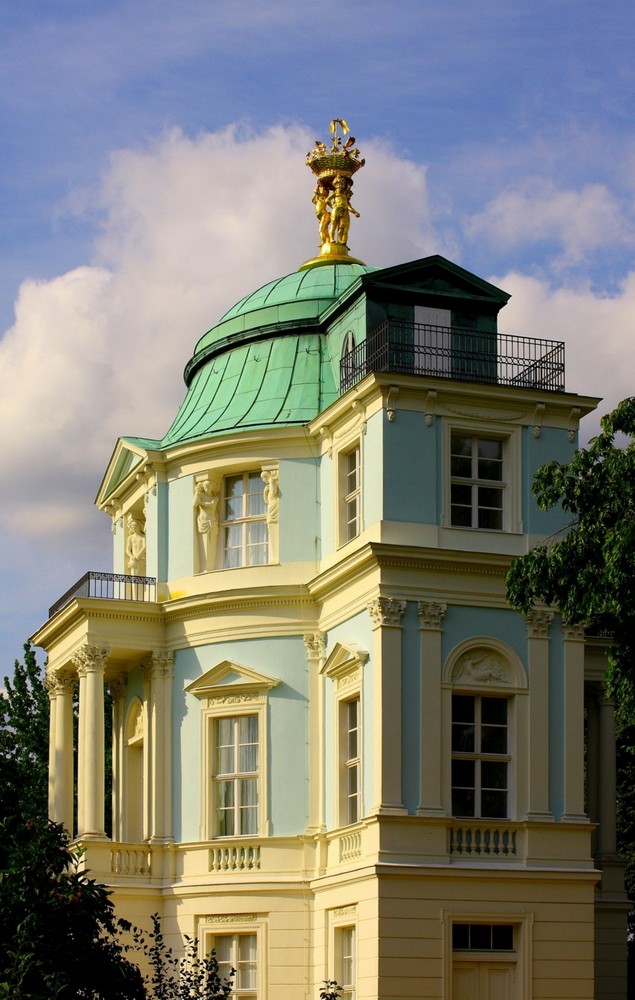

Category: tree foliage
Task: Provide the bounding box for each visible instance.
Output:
[506,397,635,714]
[133,915,234,1000]
[0,644,50,820]
[0,814,145,999]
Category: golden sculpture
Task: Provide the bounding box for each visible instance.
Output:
[301,118,365,269]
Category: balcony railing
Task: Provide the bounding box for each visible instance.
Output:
[49,571,157,618]
[340,320,565,394]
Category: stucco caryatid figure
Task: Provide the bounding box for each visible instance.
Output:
[261,467,279,563]
[194,475,221,572]
[126,514,146,576]
[302,118,365,269]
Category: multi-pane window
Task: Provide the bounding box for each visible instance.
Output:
[338,926,356,1000]
[450,433,504,530]
[223,472,268,568]
[215,934,257,1000]
[451,695,509,818]
[214,716,258,836]
[452,924,514,952]
[343,446,361,542]
[345,698,361,824]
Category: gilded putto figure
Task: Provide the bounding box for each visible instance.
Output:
[302,118,365,268]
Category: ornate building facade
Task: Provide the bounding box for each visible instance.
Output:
[35,123,629,999]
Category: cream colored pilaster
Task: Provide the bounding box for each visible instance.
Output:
[416,601,447,816]
[108,673,127,843]
[46,674,57,820]
[597,691,617,858]
[526,610,554,820]
[141,659,152,840]
[161,652,175,842]
[74,645,109,838]
[304,631,327,832]
[586,686,600,854]
[561,624,587,821]
[143,650,175,842]
[367,597,407,814]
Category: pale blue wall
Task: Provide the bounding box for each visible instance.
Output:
[279,457,320,563]
[173,637,309,842]
[144,490,158,579]
[363,411,383,528]
[523,426,576,536]
[442,607,527,670]
[325,298,367,392]
[319,451,334,557]
[382,409,438,523]
[167,475,195,579]
[156,481,169,583]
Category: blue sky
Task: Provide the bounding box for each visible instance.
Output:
[1,0,634,672]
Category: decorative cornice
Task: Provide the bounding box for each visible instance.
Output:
[367,597,406,628]
[206,914,258,924]
[417,601,447,630]
[526,610,555,638]
[73,645,109,676]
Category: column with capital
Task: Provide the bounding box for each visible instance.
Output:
[561,623,587,821]
[74,646,109,838]
[109,673,127,843]
[526,610,555,820]
[416,601,447,816]
[367,597,407,814]
[304,632,327,832]
[48,672,75,832]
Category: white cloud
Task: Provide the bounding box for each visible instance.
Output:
[467,178,633,269]
[0,123,435,543]
[493,270,635,437]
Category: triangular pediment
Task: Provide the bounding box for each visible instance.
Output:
[185,660,280,699]
[366,255,510,306]
[97,439,148,505]
[321,641,369,681]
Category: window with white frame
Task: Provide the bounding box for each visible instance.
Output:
[214,715,259,836]
[215,934,257,1000]
[450,432,504,530]
[343,697,361,825]
[340,444,361,543]
[222,472,268,568]
[451,695,509,818]
[337,926,356,1000]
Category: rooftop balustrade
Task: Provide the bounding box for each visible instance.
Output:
[340,320,565,394]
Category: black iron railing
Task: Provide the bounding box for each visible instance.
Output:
[340,320,565,393]
[49,571,157,618]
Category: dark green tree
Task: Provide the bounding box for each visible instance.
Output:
[0,644,49,820]
[506,396,635,714]
[0,814,145,999]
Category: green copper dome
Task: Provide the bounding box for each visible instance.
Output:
[185,262,373,384]
[149,262,375,449]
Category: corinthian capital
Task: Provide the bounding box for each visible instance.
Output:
[142,650,175,680]
[417,601,447,630]
[368,597,406,628]
[304,632,327,660]
[72,645,109,677]
[526,610,555,638]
